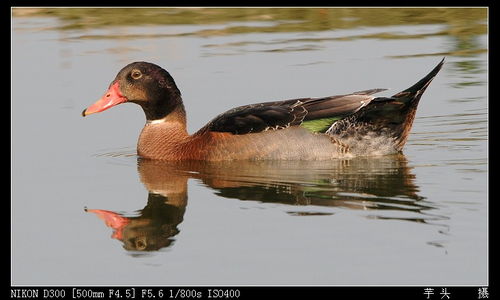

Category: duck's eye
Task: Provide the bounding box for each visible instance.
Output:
[131,69,142,80]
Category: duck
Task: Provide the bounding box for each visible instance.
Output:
[82,58,444,161]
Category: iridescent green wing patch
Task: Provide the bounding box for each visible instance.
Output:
[300,117,341,133]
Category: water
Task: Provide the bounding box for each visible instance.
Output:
[11,8,487,285]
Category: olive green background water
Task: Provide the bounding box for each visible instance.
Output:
[12,8,487,285]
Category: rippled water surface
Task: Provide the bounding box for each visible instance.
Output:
[12,8,487,285]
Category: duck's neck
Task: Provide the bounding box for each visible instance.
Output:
[137,104,191,160]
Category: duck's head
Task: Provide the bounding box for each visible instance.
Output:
[82,62,182,121]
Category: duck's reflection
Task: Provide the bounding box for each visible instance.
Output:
[87,154,436,252]
[86,193,184,251]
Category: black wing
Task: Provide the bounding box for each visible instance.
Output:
[198,88,387,135]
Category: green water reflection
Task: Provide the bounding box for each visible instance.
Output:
[13,8,485,35]
[13,8,487,59]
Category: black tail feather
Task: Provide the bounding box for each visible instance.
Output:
[353,58,444,151]
[393,57,445,97]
